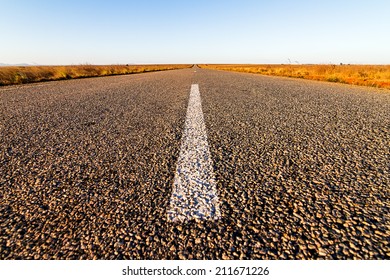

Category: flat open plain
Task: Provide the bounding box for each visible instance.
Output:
[1,66,389,259]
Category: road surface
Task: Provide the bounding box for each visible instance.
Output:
[1,66,389,259]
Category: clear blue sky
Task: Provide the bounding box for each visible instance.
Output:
[1,0,389,65]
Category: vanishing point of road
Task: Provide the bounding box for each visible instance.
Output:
[1,66,389,259]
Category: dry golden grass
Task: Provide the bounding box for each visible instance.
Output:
[199,64,390,89]
[0,64,192,86]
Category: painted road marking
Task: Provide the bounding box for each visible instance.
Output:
[167,84,221,222]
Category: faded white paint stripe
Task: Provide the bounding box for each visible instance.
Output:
[167,84,221,222]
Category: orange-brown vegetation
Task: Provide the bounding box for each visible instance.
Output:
[0,64,192,86]
[199,64,390,89]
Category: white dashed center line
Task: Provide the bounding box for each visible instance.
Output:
[167,84,221,222]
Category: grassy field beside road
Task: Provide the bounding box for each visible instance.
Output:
[0,64,192,86]
[199,64,390,89]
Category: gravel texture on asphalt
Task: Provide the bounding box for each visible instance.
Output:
[1,67,389,259]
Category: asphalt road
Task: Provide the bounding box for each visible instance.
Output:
[1,66,389,259]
